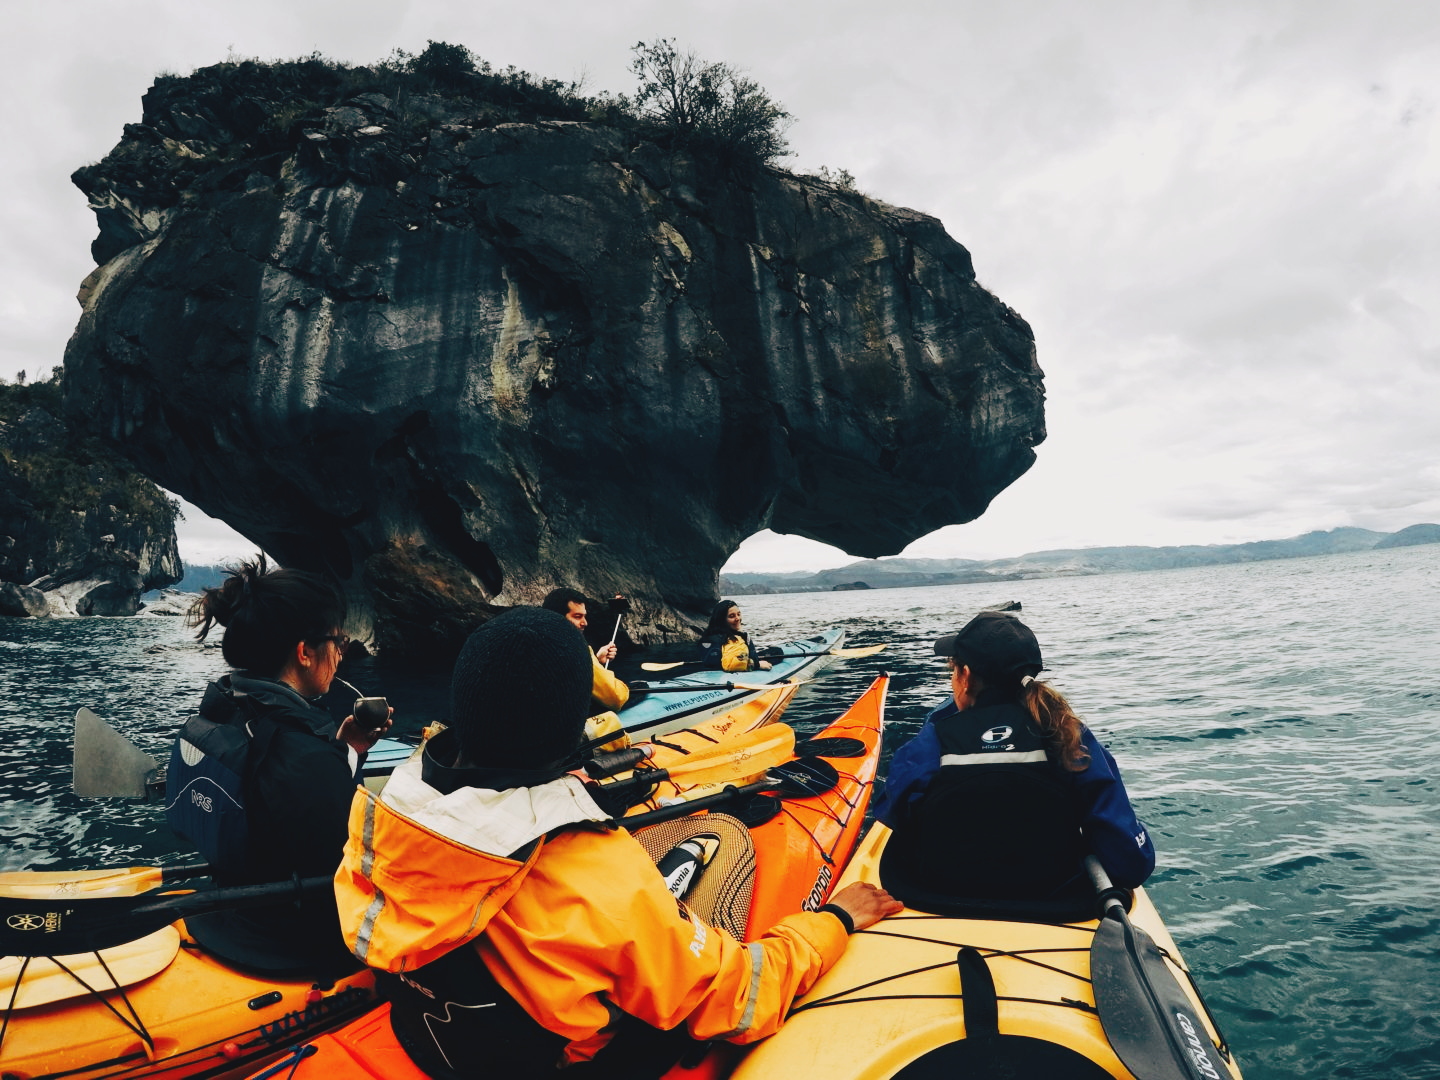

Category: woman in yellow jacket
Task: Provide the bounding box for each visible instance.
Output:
[697,600,774,673]
[335,607,897,1079]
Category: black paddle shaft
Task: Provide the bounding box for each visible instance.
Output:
[0,875,332,958]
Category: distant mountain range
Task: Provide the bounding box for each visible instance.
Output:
[720,523,1440,595]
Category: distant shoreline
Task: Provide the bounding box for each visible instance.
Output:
[721,523,1440,594]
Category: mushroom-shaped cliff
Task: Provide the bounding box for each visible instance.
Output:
[64,57,1044,657]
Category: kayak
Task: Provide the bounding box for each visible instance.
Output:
[618,628,846,739]
[0,688,804,1080]
[228,674,889,1080]
[723,823,1244,1080]
[0,930,378,1080]
[740,672,885,938]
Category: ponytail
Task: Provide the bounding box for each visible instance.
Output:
[1020,675,1090,773]
[188,554,346,677]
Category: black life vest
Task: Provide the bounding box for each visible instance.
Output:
[164,681,279,873]
[382,937,570,1080]
[887,701,1088,899]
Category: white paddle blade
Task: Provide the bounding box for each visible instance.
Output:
[73,708,160,798]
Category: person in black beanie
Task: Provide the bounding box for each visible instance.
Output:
[335,606,900,1080]
[448,604,593,776]
[873,610,1156,900]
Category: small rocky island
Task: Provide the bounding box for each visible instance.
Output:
[0,373,181,616]
[61,46,1045,657]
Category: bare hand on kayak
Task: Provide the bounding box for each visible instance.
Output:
[827,881,903,930]
[338,707,393,753]
[596,642,619,665]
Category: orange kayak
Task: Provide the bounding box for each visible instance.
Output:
[0,688,802,1080]
[233,675,889,1080]
[0,934,378,1080]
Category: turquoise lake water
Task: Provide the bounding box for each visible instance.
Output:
[2,543,1437,1079]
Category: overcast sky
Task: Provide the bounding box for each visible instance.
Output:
[4,1,1436,571]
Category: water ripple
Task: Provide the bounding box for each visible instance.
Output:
[3,545,1438,1079]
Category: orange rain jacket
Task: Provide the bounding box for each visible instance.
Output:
[334,755,848,1065]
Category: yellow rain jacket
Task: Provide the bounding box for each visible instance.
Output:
[334,755,848,1066]
[590,648,630,711]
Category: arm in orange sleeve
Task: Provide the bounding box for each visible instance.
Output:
[577,838,849,1046]
[479,829,849,1064]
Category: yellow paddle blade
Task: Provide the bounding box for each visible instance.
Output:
[0,925,181,1009]
[605,723,798,812]
[0,866,169,899]
[834,643,887,658]
[656,723,797,781]
[628,685,800,772]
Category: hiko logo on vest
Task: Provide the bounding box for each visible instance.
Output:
[979,725,1016,750]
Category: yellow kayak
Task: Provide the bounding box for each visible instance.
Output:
[728,824,1243,1080]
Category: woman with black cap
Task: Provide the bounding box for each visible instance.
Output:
[873,610,1155,900]
[334,606,899,1079]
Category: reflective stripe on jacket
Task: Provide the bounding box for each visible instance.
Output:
[333,755,848,1065]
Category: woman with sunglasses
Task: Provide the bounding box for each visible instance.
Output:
[170,554,391,974]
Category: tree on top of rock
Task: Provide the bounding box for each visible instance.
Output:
[629,39,792,166]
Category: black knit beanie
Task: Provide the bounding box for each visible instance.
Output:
[450,607,594,770]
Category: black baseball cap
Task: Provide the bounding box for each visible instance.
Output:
[933,611,1043,685]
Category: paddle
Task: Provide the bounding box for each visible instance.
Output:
[640,642,887,673]
[0,862,210,900]
[596,724,798,806]
[1085,857,1236,1080]
[626,679,810,693]
[601,595,630,669]
[598,727,854,809]
[0,875,331,958]
[72,707,164,799]
[621,754,844,831]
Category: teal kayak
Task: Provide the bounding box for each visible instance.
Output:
[618,628,846,739]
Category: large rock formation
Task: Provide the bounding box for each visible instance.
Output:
[0,379,182,616]
[63,59,1044,656]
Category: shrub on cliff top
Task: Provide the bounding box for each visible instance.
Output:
[629,39,792,166]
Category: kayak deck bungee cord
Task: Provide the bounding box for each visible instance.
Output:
[723,824,1242,1080]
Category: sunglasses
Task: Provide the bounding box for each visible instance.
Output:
[318,634,352,654]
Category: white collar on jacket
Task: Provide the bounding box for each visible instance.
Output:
[380,755,610,858]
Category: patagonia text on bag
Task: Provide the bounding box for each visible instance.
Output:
[164,700,275,869]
